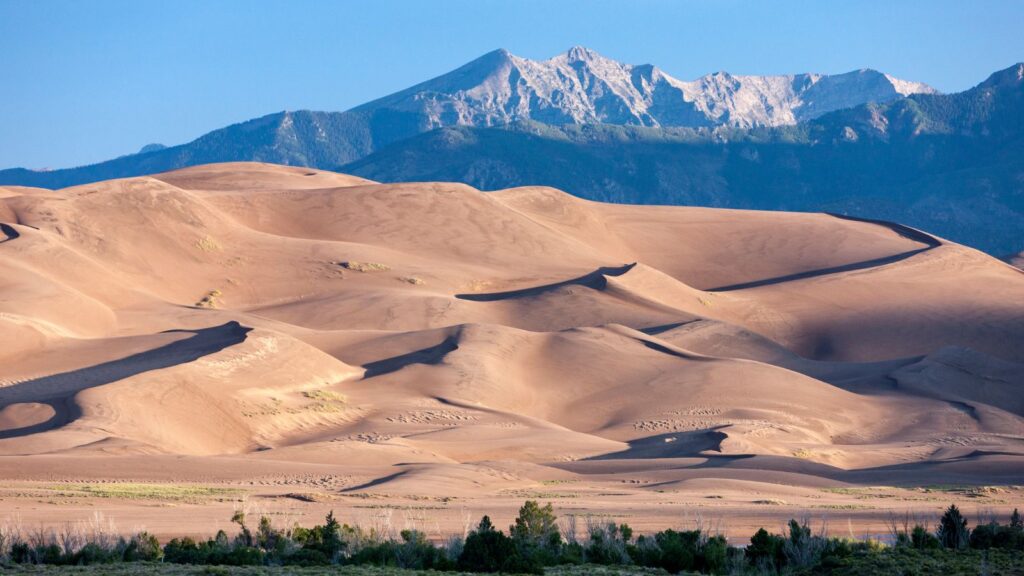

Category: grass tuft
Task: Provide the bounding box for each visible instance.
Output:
[339,261,390,272]
[195,289,222,308]
[302,389,348,412]
[44,482,242,503]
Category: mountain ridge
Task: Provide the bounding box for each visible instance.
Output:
[0,46,935,185]
[350,45,935,130]
[1,52,1018,255]
[341,62,1024,256]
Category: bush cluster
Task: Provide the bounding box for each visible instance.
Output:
[0,502,1020,574]
[890,505,1024,553]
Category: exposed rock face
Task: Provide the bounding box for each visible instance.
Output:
[356,46,936,130]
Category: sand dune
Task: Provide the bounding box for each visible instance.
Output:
[0,162,1021,537]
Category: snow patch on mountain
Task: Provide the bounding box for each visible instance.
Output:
[353,46,937,130]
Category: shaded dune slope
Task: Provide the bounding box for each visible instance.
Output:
[1,162,1022,492]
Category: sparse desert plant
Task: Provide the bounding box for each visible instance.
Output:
[194,235,221,252]
[301,389,348,412]
[399,276,425,285]
[339,261,390,272]
[48,482,240,503]
[196,289,222,308]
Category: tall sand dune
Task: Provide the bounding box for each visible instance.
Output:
[0,162,1021,536]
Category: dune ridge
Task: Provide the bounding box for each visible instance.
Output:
[0,162,1022,535]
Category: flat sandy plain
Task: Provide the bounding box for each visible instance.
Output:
[0,162,1021,542]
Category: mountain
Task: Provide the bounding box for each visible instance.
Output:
[1006,248,1024,270]
[0,47,933,189]
[350,45,935,129]
[136,143,167,154]
[342,63,1024,256]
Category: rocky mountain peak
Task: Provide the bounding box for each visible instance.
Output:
[561,45,604,63]
[980,62,1024,89]
[354,48,935,131]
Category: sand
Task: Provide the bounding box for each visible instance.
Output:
[0,162,1021,541]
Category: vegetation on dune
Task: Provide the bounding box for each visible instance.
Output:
[339,261,391,273]
[195,289,222,308]
[0,503,1022,574]
[44,483,241,503]
[301,389,348,412]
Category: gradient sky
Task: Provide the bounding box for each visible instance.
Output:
[2,0,1022,169]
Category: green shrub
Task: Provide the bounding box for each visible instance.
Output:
[71,542,116,565]
[280,547,329,566]
[910,524,941,549]
[349,529,454,570]
[654,529,699,573]
[123,532,162,562]
[295,510,344,562]
[7,499,1024,573]
[510,500,562,567]
[747,527,785,570]
[585,521,632,566]
[10,542,31,564]
[701,535,729,574]
[969,521,1024,551]
[458,515,516,573]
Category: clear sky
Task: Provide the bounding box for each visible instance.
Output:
[1,0,1022,169]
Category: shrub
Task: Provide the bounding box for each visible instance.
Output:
[584,521,632,566]
[783,518,827,569]
[34,543,63,565]
[458,515,516,573]
[11,542,32,564]
[627,528,732,574]
[282,547,329,566]
[350,528,454,570]
[396,528,454,570]
[969,520,1024,551]
[340,261,390,272]
[911,524,941,549]
[653,529,699,573]
[123,531,162,562]
[702,534,729,574]
[747,527,785,571]
[70,542,116,565]
[289,511,345,563]
[510,500,562,567]
[162,536,202,564]
[628,534,662,569]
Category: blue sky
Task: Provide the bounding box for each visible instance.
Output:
[1,0,1021,169]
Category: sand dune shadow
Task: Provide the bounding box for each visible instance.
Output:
[0,321,251,439]
[454,263,636,302]
[709,214,942,292]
